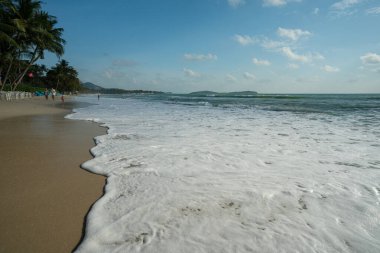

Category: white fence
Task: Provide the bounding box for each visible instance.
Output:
[0,91,33,101]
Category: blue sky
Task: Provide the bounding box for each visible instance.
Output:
[42,0,380,93]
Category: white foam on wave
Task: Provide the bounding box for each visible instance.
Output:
[67,96,380,253]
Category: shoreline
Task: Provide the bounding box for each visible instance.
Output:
[0,97,106,253]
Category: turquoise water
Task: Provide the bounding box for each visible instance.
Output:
[118,93,380,114]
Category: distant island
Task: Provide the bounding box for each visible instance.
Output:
[189,91,258,97]
[81,82,163,94]
[80,84,258,96]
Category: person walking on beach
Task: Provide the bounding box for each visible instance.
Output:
[97,93,100,100]
[44,88,49,100]
[61,91,65,104]
[51,88,56,100]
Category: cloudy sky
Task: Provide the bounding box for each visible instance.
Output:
[43,0,380,93]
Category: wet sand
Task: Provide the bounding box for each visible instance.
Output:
[0,97,106,253]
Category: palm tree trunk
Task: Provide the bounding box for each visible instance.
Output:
[2,58,14,91]
[55,77,60,90]
[0,68,3,91]
[11,49,39,91]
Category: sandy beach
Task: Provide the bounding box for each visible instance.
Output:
[0,97,105,253]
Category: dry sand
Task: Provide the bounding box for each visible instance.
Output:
[0,97,106,253]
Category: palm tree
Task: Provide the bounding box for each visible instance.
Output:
[11,1,65,90]
[0,0,20,90]
[0,0,65,91]
[47,60,80,92]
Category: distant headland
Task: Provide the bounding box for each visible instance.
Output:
[81,83,258,96]
[81,82,163,94]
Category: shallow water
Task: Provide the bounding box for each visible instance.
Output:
[67,94,380,253]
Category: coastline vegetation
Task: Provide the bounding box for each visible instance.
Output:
[80,81,164,95]
[0,0,80,92]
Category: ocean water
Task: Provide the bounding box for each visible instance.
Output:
[67,93,380,253]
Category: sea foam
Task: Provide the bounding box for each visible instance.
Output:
[67,95,380,253]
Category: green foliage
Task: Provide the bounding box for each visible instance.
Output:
[6,60,81,92]
[22,63,46,86]
[46,60,80,92]
[0,0,65,91]
[1,82,44,92]
[14,84,44,92]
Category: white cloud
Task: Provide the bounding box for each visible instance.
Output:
[243,72,256,80]
[323,65,340,72]
[281,47,324,63]
[281,47,309,62]
[234,28,323,67]
[277,27,312,41]
[313,8,320,15]
[184,53,217,61]
[226,74,238,82]
[312,52,325,61]
[263,0,287,7]
[228,0,245,8]
[360,53,380,65]
[367,7,380,14]
[183,68,200,77]
[104,70,113,79]
[260,38,287,49]
[233,34,257,46]
[263,0,301,7]
[233,33,290,50]
[288,63,299,69]
[331,0,360,10]
[252,58,271,66]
